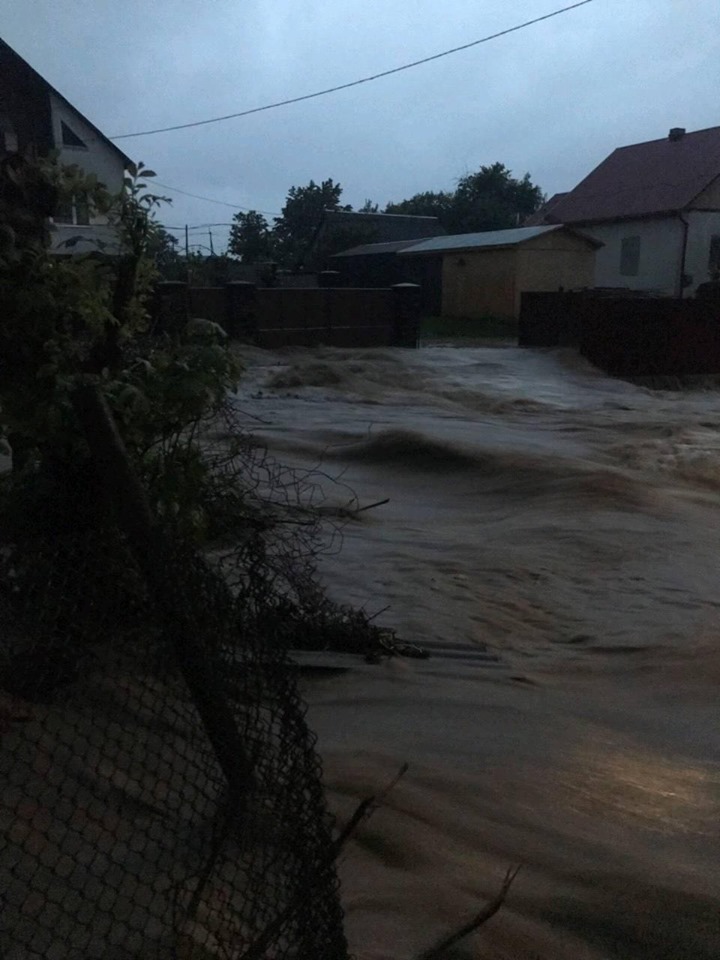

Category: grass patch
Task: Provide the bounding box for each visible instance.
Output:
[420,314,518,340]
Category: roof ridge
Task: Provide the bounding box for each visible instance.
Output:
[0,36,133,166]
[612,123,720,151]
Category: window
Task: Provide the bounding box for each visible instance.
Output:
[620,235,641,276]
[60,121,86,149]
[708,235,720,277]
[53,193,91,225]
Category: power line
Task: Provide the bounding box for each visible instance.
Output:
[155,181,281,215]
[163,223,236,231]
[111,1,598,140]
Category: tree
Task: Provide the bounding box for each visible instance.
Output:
[148,225,183,278]
[384,190,454,223]
[228,210,273,263]
[385,165,544,234]
[272,178,349,268]
[450,163,544,233]
[358,199,379,214]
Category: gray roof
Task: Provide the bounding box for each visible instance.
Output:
[319,209,446,242]
[331,238,436,258]
[399,224,601,255]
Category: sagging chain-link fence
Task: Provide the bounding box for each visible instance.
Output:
[0,387,350,959]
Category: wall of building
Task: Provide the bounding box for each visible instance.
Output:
[48,93,128,255]
[691,176,720,209]
[516,231,596,311]
[685,210,720,291]
[583,217,685,295]
[0,45,53,157]
[441,248,517,318]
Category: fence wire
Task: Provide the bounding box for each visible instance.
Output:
[0,481,349,957]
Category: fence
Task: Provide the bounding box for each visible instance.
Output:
[0,388,349,959]
[153,281,422,349]
[519,291,720,377]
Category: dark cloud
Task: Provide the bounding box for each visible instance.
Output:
[2,0,718,249]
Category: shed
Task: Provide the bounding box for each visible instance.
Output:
[306,209,445,270]
[330,238,443,314]
[400,225,602,319]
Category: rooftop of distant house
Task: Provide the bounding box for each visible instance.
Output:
[528,126,720,225]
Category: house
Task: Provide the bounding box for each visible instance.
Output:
[398,225,601,319]
[526,126,720,296]
[330,238,443,314]
[307,209,445,270]
[0,37,133,254]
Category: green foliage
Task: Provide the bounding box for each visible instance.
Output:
[147,225,183,277]
[452,163,544,232]
[385,189,454,223]
[0,153,240,541]
[228,210,273,263]
[385,163,545,233]
[272,178,350,267]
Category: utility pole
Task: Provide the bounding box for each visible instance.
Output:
[184,224,189,259]
[208,229,215,255]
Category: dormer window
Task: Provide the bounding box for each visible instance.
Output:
[61,121,86,149]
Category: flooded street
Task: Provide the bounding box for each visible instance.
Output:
[236,344,720,959]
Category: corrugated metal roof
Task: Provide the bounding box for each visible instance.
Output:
[541,126,720,224]
[320,209,446,241]
[399,225,580,255]
[331,238,436,257]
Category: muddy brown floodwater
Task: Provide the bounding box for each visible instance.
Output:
[236,343,720,960]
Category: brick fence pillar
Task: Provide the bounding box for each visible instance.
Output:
[225,281,258,341]
[391,283,421,348]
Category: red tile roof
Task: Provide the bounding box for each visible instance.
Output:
[524,192,568,226]
[542,126,720,224]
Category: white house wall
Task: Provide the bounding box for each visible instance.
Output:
[584,218,685,296]
[685,210,720,289]
[48,92,127,255]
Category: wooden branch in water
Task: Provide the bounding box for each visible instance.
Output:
[354,497,390,514]
[331,762,409,858]
[239,763,409,960]
[415,864,522,960]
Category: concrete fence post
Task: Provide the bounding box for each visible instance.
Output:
[391,282,422,348]
[153,281,189,336]
[225,281,258,341]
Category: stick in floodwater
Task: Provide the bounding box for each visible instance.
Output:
[415,864,522,960]
[332,761,409,859]
[366,603,391,623]
[354,497,390,514]
[239,763,410,960]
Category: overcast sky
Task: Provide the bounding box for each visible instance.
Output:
[2,0,718,251]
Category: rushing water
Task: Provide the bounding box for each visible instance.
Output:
[236,344,720,959]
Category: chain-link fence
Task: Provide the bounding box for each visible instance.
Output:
[0,390,350,959]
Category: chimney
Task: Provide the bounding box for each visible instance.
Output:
[668,127,686,142]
